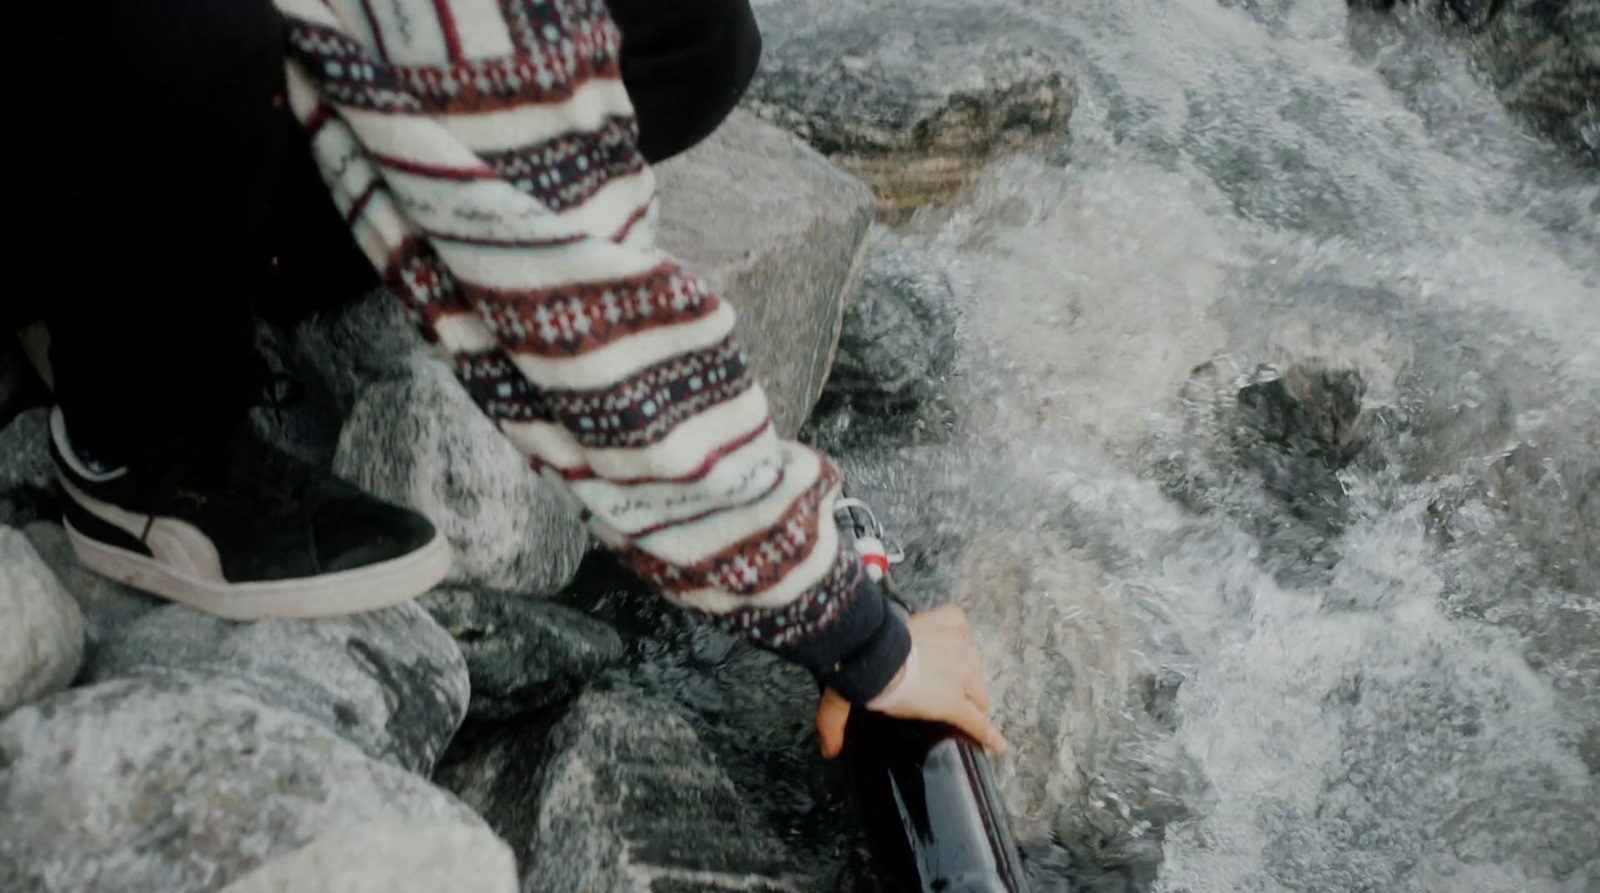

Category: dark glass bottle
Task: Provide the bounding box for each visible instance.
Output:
[842,708,1031,893]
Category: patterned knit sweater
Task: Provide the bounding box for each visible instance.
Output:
[272,0,910,704]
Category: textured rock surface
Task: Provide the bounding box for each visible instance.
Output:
[654,110,876,438]
[421,588,625,720]
[1356,0,1598,162]
[804,228,961,450]
[0,527,83,717]
[288,289,429,415]
[435,691,806,893]
[83,602,468,775]
[23,521,163,656]
[217,821,517,893]
[0,677,492,893]
[0,407,57,527]
[745,0,1076,217]
[335,355,588,596]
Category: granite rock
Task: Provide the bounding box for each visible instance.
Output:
[83,601,468,775]
[0,526,83,717]
[216,820,517,893]
[0,677,493,893]
[421,588,625,721]
[22,521,164,657]
[334,355,589,596]
[435,690,807,893]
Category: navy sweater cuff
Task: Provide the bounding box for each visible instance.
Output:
[812,575,913,705]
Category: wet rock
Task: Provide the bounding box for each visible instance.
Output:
[335,355,589,596]
[22,521,164,658]
[435,690,807,893]
[655,110,876,437]
[745,0,1075,218]
[803,228,960,449]
[83,601,467,775]
[0,527,83,717]
[0,407,57,527]
[1358,0,1599,163]
[217,821,517,893]
[0,677,495,893]
[421,588,625,720]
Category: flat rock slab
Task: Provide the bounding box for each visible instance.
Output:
[83,601,468,775]
[0,677,493,893]
[0,526,83,717]
[655,110,875,438]
[436,690,808,893]
[421,588,625,720]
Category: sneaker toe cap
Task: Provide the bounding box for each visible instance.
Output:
[314,500,441,575]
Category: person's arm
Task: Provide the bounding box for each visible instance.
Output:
[273,0,910,704]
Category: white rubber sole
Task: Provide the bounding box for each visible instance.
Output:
[64,520,454,621]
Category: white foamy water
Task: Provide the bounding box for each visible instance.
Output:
[823,0,1597,890]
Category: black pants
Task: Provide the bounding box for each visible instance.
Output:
[29,0,760,457]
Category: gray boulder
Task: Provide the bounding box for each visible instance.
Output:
[0,408,56,527]
[745,0,1076,217]
[217,820,517,893]
[0,527,83,717]
[0,677,498,893]
[435,690,807,893]
[421,588,625,721]
[334,355,589,597]
[83,601,467,775]
[655,110,876,438]
[23,521,163,657]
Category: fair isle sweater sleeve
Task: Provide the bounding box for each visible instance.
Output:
[272,0,910,704]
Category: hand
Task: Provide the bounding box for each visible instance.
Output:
[816,604,1007,758]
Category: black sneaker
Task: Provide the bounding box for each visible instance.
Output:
[48,407,452,620]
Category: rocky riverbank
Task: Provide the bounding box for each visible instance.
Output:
[0,103,897,893]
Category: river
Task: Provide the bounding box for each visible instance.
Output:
[587,1,1599,890]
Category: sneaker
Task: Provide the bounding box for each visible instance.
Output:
[48,407,452,620]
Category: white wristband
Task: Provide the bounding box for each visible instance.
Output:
[865,643,918,712]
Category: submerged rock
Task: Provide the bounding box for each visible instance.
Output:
[0,677,494,893]
[435,690,807,893]
[804,228,961,450]
[22,521,164,659]
[421,588,625,721]
[83,602,467,775]
[335,355,589,597]
[1355,0,1599,163]
[746,0,1075,218]
[0,526,83,717]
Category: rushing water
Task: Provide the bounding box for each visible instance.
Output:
[580,1,1598,890]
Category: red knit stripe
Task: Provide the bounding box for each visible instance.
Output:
[552,417,775,485]
[371,152,499,181]
[430,0,467,62]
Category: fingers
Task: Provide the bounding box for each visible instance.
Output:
[816,688,852,759]
[952,700,1008,755]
